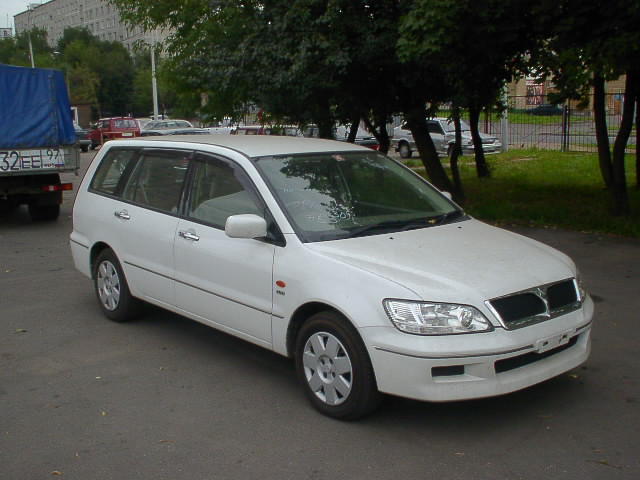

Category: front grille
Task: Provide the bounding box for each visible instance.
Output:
[487,278,581,329]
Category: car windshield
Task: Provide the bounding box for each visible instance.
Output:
[254,151,462,242]
[442,119,471,133]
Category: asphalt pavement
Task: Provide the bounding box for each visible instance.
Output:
[1,151,639,480]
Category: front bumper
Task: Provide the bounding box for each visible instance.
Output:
[461,142,502,155]
[362,298,593,402]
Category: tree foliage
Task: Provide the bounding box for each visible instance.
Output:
[531,0,640,215]
[398,0,538,180]
[5,1,634,215]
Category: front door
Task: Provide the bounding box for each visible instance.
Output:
[173,153,275,347]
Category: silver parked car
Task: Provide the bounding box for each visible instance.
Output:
[392,118,502,159]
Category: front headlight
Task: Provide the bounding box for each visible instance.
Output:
[383,299,493,335]
[575,271,587,302]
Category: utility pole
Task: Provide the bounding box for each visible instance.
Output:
[151,33,159,120]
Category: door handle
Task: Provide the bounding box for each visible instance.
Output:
[179,230,200,241]
[114,210,130,220]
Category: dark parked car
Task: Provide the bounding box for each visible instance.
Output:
[527,104,563,116]
[74,123,91,152]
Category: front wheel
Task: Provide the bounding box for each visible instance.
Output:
[295,311,382,420]
[93,249,142,322]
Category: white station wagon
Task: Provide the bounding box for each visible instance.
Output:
[70,135,593,419]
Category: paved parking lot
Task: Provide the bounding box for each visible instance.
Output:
[1,151,639,479]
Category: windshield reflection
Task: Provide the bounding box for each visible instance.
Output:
[255,151,461,242]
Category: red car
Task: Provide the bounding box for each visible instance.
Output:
[88,117,141,149]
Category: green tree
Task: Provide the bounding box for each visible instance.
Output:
[532,0,640,215]
[52,27,135,118]
[398,0,537,180]
[9,28,53,67]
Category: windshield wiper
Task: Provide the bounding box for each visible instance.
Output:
[346,210,466,239]
[346,217,437,238]
[430,209,465,225]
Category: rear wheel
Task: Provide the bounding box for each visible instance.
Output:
[398,141,412,159]
[93,249,142,322]
[295,311,382,420]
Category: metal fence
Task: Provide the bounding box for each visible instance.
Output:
[450,94,637,153]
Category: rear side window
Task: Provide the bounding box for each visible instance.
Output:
[427,122,444,135]
[90,148,139,196]
[122,150,191,213]
[113,119,138,129]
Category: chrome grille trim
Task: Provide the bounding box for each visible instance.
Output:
[486,278,582,330]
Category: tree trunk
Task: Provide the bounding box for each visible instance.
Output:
[347,118,359,143]
[593,73,613,186]
[593,72,629,215]
[363,115,390,154]
[636,74,640,189]
[404,111,458,199]
[468,106,490,178]
[450,109,465,202]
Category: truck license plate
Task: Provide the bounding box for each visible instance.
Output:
[0,149,67,172]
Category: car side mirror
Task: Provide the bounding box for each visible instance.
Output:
[225,214,268,239]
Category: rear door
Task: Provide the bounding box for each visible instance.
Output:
[92,147,191,306]
[174,152,276,346]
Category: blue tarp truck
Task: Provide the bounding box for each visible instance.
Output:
[0,64,80,221]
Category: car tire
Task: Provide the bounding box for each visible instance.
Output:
[398,141,412,159]
[93,249,142,322]
[81,145,89,153]
[295,311,382,420]
[447,144,455,157]
[28,204,60,221]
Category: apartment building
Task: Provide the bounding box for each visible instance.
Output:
[14,0,168,51]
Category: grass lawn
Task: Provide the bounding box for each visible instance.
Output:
[407,149,640,237]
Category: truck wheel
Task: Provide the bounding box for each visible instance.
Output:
[295,311,382,420]
[28,204,60,221]
[0,199,18,214]
[93,249,142,322]
[398,142,412,159]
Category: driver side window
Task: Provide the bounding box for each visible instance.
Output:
[187,154,262,228]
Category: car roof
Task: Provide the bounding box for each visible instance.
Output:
[113,134,370,157]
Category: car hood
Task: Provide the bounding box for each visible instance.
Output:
[306,219,575,304]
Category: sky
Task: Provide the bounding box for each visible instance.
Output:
[0,1,35,29]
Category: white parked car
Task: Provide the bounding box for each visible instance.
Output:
[392,118,502,159]
[70,135,592,419]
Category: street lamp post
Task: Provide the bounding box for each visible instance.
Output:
[53,51,70,98]
[27,6,35,67]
